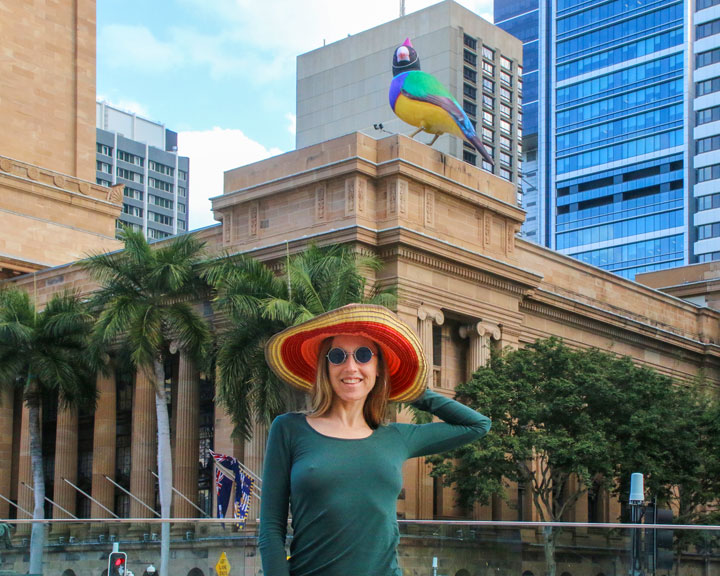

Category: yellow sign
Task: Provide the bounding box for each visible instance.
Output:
[216,552,231,576]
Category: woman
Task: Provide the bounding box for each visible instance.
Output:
[260,304,491,576]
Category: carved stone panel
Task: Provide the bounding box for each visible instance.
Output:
[249,202,259,238]
[315,185,327,222]
[424,187,435,228]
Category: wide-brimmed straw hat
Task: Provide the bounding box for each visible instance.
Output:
[264,303,427,402]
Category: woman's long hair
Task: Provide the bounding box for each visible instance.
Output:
[310,337,389,428]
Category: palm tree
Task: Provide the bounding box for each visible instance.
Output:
[205,243,395,439]
[84,228,211,576]
[0,288,95,575]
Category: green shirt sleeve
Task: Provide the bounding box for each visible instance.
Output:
[401,389,491,458]
[258,415,292,576]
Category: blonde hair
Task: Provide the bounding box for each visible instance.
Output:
[310,337,389,428]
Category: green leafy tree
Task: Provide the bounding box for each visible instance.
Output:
[431,337,695,576]
[205,243,395,439]
[84,228,211,576]
[0,288,95,574]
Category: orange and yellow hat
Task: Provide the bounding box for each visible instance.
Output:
[264,304,428,403]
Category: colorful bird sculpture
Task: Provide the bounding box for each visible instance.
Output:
[389,38,494,166]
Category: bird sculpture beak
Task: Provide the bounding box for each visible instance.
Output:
[403,37,413,48]
[396,46,411,62]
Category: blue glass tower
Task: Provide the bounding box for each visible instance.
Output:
[496,0,691,280]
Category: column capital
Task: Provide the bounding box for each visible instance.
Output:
[459,321,501,340]
[417,305,444,325]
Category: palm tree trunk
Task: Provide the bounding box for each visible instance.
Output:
[26,378,45,575]
[154,359,172,576]
[543,525,557,576]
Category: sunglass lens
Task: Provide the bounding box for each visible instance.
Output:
[327,348,347,365]
[355,346,374,364]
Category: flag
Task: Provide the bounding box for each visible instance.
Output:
[210,450,255,528]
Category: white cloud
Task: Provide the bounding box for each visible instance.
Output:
[178,128,282,230]
[100,25,184,73]
[286,113,296,135]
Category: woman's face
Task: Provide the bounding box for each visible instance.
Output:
[326,334,379,405]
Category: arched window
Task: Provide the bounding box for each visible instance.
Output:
[61,570,77,576]
[456,570,471,576]
[187,569,205,576]
[522,571,535,576]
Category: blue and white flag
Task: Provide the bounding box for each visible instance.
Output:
[210,450,255,528]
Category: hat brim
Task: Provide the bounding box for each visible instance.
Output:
[265,304,427,402]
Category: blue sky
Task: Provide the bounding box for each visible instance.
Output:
[97,0,493,229]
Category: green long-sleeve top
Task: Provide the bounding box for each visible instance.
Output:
[258,389,491,576]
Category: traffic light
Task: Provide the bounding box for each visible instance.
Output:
[108,550,127,576]
[646,507,674,574]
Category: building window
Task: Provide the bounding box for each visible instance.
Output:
[483,110,494,126]
[697,135,720,154]
[501,87,512,101]
[697,18,720,39]
[97,143,112,156]
[500,119,512,134]
[698,251,720,262]
[501,71,512,86]
[97,178,111,187]
[149,160,174,176]
[96,160,112,174]
[464,50,477,66]
[482,159,493,171]
[500,167,512,181]
[463,100,477,117]
[178,220,186,231]
[117,150,144,167]
[122,205,143,218]
[178,186,187,197]
[500,135,512,150]
[117,167,143,184]
[150,211,173,226]
[464,83,477,99]
[148,228,172,239]
[123,186,143,201]
[698,0,720,8]
[464,34,477,49]
[178,170,188,181]
[149,194,173,209]
[482,45,494,60]
[464,66,477,82]
[149,177,173,192]
[501,103,512,118]
[697,164,720,182]
[482,60,494,75]
[697,48,720,68]
[463,150,477,164]
[697,106,720,125]
[698,222,720,240]
[482,126,494,142]
[500,56,512,71]
[483,78,495,92]
[500,151,512,166]
[697,76,720,96]
[178,203,186,214]
[483,94,494,109]
[697,193,720,211]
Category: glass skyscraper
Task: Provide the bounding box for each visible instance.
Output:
[495,0,720,280]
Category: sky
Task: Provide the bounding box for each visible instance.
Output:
[97,0,494,230]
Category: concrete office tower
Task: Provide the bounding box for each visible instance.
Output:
[296,0,524,185]
[693,0,720,263]
[96,102,190,240]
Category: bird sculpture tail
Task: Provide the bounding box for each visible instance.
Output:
[467,134,495,166]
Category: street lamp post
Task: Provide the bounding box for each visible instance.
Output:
[629,472,645,576]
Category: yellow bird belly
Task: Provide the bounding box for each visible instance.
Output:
[394,94,464,138]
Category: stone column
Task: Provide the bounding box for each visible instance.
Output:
[16,401,33,534]
[91,371,116,518]
[415,306,444,518]
[130,368,157,518]
[417,306,444,388]
[0,388,14,517]
[243,421,267,525]
[53,405,78,521]
[173,353,199,518]
[459,321,501,379]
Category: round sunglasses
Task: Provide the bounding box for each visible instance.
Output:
[326,346,375,365]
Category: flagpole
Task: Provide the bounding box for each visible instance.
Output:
[103,475,160,517]
[149,471,209,517]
